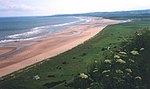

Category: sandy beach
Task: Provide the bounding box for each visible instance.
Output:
[0,47,16,55]
[0,17,121,77]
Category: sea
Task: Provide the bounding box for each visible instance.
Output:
[0,16,89,44]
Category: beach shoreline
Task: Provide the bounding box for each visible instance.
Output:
[0,17,122,77]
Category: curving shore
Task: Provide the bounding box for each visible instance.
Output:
[0,17,122,77]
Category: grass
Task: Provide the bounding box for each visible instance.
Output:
[0,18,150,89]
[70,28,150,89]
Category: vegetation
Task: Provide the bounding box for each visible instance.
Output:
[54,9,150,20]
[0,18,150,89]
[70,28,150,89]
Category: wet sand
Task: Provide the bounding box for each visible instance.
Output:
[0,47,16,55]
[0,17,122,77]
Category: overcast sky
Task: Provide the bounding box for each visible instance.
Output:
[0,0,150,17]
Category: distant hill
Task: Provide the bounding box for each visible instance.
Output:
[53,9,150,19]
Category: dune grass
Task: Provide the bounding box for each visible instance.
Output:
[0,18,150,89]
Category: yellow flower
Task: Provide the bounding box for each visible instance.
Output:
[130,50,139,55]
[79,73,88,79]
[116,59,126,64]
[114,55,120,59]
[104,60,112,64]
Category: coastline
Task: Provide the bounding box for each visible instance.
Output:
[0,17,122,77]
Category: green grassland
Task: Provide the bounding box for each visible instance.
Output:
[0,18,150,89]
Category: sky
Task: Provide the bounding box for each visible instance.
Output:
[0,0,150,17]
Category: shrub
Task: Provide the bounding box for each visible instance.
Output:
[70,28,150,89]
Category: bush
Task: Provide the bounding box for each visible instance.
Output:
[70,28,150,89]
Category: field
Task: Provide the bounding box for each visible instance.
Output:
[0,17,150,89]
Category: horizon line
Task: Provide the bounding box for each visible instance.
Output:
[0,9,149,18]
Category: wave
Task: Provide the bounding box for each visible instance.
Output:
[7,17,86,39]
[0,37,39,43]
[7,28,48,39]
[121,19,132,23]
[0,17,90,44]
[52,17,88,27]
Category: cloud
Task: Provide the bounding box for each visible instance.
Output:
[0,0,150,17]
[49,0,150,14]
[0,0,45,11]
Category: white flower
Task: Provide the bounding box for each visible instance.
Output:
[127,73,130,75]
[93,69,98,73]
[130,50,139,55]
[107,46,111,50]
[10,74,15,77]
[34,75,40,80]
[115,70,123,74]
[119,52,127,55]
[90,83,94,86]
[0,77,4,81]
[136,33,142,36]
[104,60,112,64]
[140,48,144,51]
[79,73,88,79]
[135,76,142,80]
[94,61,98,63]
[125,68,132,73]
[94,67,98,70]
[129,59,135,63]
[105,75,109,77]
[116,59,126,64]
[102,70,110,74]
[114,55,120,59]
